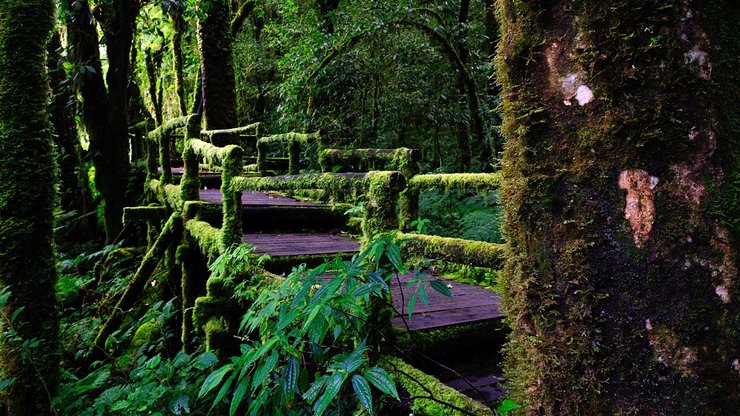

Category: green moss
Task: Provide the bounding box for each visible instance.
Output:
[163,183,183,211]
[256,131,320,174]
[200,122,261,144]
[408,173,501,193]
[362,171,405,239]
[184,219,223,259]
[397,233,506,269]
[131,320,161,349]
[381,356,493,416]
[318,147,421,178]
[232,172,368,202]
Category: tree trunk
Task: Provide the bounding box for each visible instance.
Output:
[47,31,95,239]
[198,0,237,139]
[66,0,138,243]
[455,0,472,172]
[0,1,59,414]
[496,1,739,414]
[171,2,188,116]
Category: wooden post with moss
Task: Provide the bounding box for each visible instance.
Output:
[495,1,739,413]
[362,171,405,239]
[0,1,58,413]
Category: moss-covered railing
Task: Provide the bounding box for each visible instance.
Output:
[254,131,320,175]
[231,171,405,240]
[181,138,244,255]
[200,122,261,148]
[400,172,501,229]
[318,147,421,178]
[144,115,200,207]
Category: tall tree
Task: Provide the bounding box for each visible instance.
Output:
[48,31,95,239]
[198,0,237,140]
[496,0,739,414]
[0,0,59,414]
[65,0,139,242]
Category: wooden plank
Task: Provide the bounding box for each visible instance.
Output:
[241,232,359,257]
[199,189,324,207]
[318,271,503,332]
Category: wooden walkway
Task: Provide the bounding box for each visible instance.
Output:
[195,183,502,332]
[201,189,324,207]
[390,273,502,331]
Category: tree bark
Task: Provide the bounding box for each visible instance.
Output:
[171,2,188,116]
[198,0,237,140]
[66,0,138,242]
[47,31,95,238]
[496,0,739,414]
[0,1,59,414]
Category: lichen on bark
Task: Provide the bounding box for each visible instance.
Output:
[495,0,739,413]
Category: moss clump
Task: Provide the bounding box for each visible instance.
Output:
[184,219,223,259]
[397,233,506,268]
[408,173,501,193]
[131,320,161,349]
[382,356,493,416]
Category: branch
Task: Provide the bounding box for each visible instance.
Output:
[231,0,256,36]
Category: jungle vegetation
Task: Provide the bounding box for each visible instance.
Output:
[0,0,737,415]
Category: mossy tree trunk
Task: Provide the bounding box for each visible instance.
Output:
[47,31,95,239]
[65,0,139,243]
[198,0,237,140]
[496,1,739,414]
[0,1,59,414]
[170,1,188,116]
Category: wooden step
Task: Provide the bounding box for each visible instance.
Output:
[241,232,360,257]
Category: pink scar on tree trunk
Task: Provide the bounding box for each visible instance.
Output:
[619,169,659,248]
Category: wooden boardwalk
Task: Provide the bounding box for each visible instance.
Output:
[242,232,359,257]
[389,273,502,331]
[195,183,503,332]
[200,189,324,207]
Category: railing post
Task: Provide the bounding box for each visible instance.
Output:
[288,135,300,175]
[180,141,200,204]
[362,171,405,240]
[220,145,244,249]
[159,133,173,184]
[256,139,267,175]
[398,149,421,230]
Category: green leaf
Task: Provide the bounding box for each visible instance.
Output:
[429,279,453,298]
[343,343,367,373]
[194,351,218,370]
[497,398,521,415]
[419,283,428,305]
[313,372,346,416]
[251,350,279,392]
[407,293,417,319]
[303,376,326,403]
[351,374,373,415]
[282,357,299,397]
[230,380,249,416]
[364,367,399,400]
[198,364,232,398]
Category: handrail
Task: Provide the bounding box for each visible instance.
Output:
[401,172,501,228]
[256,131,320,175]
[318,147,421,178]
[201,122,262,147]
[233,171,404,239]
[182,138,244,250]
